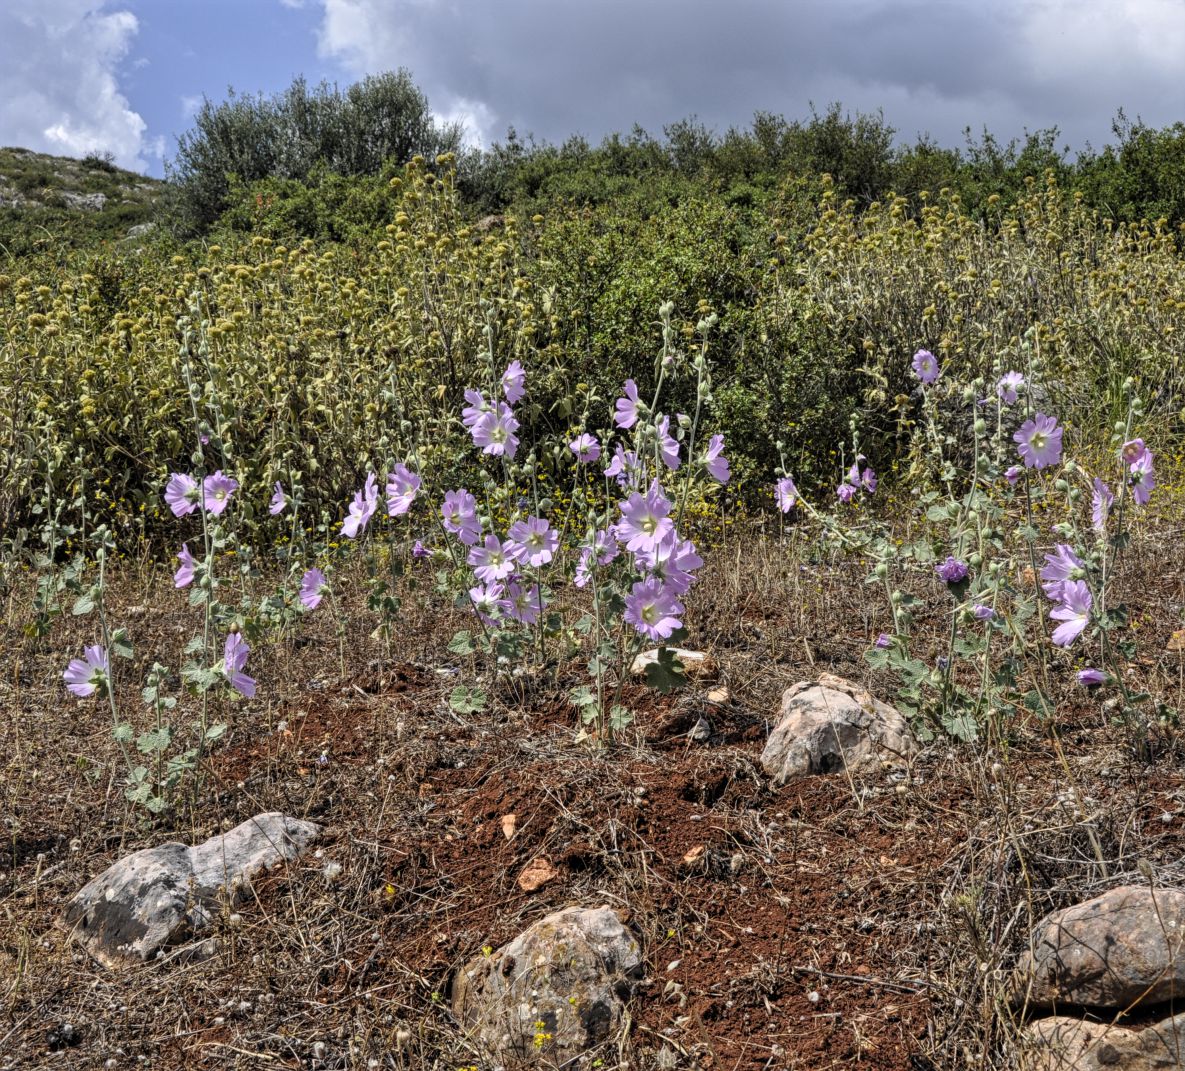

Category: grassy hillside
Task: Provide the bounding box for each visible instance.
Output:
[0,147,165,256]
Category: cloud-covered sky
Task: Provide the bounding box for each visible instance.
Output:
[3,0,1184,176]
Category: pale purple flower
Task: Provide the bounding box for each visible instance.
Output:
[614,378,642,429]
[972,604,996,621]
[269,482,287,516]
[472,403,520,459]
[174,543,195,588]
[469,583,503,627]
[1077,668,1106,686]
[223,633,256,697]
[506,516,558,568]
[636,531,702,594]
[341,474,379,538]
[1005,465,1022,486]
[703,434,730,484]
[569,433,601,464]
[1051,580,1092,648]
[604,444,640,487]
[442,489,481,545]
[501,360,526,404]
[300,568,327,610]
[165,472,199,517]
[836,482,856,504]
[657,415,681,471]
[1014,412,1063,470]
[936,556,969,583]
[574,548,595,588]
[624,578,685,641]
[468,535,515,584]
[776,476,798,513]
[462,388,490,429]
[63,645,109,698]
[874,633,891,649]
[501,581,544,625]
[912,349,940,385]
[861,467,878,494]
[1040,544,1086,601]
[1091,478,1114,532]
[996,371,1024,404]
[1120,438,1147,465]
[1130,451,1155,506]
[618,480,675,553]
[593,527,619,565]
[412,540,429,561]
[386,464,421,516]
[202,471,238,515]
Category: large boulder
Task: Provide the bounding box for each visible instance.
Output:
[453,906,642,1064]
[1016,886,1185,1011]
[1022,1013,1185,1070]
[760,673,916,783]
[61,813,320,966]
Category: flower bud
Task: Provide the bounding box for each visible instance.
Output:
[969,553,983,568]
[875,562,889,578]
[962,387,976,404]
[974,419,987,435]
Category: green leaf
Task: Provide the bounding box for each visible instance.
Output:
[642,646,688,695]
[136,727,172,754]
[448,630,475,656]
[113,723,134,744]
[204,723,228,742]
[71,593,95,616]
[449,685,487,715]
[110,627,133,659]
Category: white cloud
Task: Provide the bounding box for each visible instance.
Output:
[0,1,153,170]
[310,0,1185,153]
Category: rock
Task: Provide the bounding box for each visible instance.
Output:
[453,906,642,1064]
[125,221,156,239]
[689,717,712,742]
[516,856,558,892]
[60,191,107,212]
[60,813,320,966]
[631,648,717,680]
[1016,886,1185,1011]
[759,673,916,783]
[1022,1013,1185,1070]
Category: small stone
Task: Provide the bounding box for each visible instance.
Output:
[689,717,712,743]
[631,648,717,680]
[516,856,558,892]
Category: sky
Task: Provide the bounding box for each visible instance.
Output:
[2,0,1185,177]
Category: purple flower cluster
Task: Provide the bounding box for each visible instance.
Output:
[837,455,877,502]
[165,471,239,517]
[1039,543,1092,647]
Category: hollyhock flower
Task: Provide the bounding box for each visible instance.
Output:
[174,543,195,588]
[847,455,866,485]
[637,531,702,594]
[703,434,730,484]
[1130,451,1155,506]
[461,389,490,429]
[341,474,379,538]
[1091,478,1114,532]
[269,482,287,516]
[614,379,642,429]
[507,516,558,568]
[223,633,256,698]
[502,581,544,625]
[624,578,685,642]
[386,464,421,516]
[202,471,238,515]
[165,473,199,517]
[1005,465,1022,486]
[574,548,595,588]
[468,583,503,627]
[874,633,892,649]
[472,403,520,458]
[441,489,481,545]
[1121,438,1147,465]
[300,567,327,610]
[593,527,619,565]
[996,371,1024,404]
[604,444,640,487]
[468,535,515,584]
[1040,544,1086,601]
[63,645,109,698]
[861,467,878,494]
[502,360,526,404]
[912,349,940,385]
[569,433,601,463]
[972,604,996,621]
[618,480,675,553]
[1051,580,1092,647]
[1077,668,1106,686]
[1014,412,1063,470]
[836,482,856,504]
[656,416,681,470]
[936,556,969,583]
[776,476,798,513]
[412,540,429,561]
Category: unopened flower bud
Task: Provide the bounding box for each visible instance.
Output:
[875,562,889,578]
[974,419,987,435]
[962,387,976,404]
